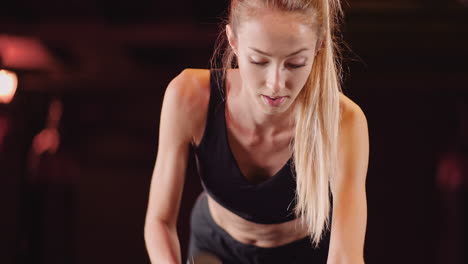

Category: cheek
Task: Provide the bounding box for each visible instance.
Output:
[239,58,260,73]
[239,64,264,84]
[288,71,310,93]
[298,70,311,85]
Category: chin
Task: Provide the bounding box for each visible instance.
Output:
[261,104,288,115]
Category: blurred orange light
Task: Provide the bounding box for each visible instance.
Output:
[0,69,18,104]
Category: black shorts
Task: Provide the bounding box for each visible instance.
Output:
[187,192,330,264]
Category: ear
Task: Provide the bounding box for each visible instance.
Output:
[226,24,239,56]
[315,31,326,55]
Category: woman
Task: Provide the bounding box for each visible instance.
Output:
[144,0,369,263]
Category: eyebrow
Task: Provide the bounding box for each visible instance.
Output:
[248,47,309,57]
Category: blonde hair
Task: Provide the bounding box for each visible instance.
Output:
[210,0,343,248]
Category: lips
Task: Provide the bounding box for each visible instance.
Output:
[262,95,287,107]
[264,95,284,100]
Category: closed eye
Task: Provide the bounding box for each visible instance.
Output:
[250,61,268,66]
[287,63,306,68]
[250,61,306,69]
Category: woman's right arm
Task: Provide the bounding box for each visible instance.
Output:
[144,69,208,264]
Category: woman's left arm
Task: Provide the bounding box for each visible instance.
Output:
[327,104,369,264]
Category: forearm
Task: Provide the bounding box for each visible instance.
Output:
[327,253,365,264]
[144,220,181,264]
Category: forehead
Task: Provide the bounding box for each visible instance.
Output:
[237,10,318,54]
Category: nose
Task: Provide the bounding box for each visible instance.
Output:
[265,67,285,95]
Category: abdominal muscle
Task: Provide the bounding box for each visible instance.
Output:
[206,194,310,248]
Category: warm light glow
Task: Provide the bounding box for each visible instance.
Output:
[0,69,18,104]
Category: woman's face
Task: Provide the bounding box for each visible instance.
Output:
[227,10,320,115]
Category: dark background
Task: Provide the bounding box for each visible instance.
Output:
[1,0,467,263]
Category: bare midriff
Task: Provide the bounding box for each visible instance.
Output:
[206,194,310,248]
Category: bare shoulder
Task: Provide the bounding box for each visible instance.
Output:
[164,68,211,144]
[168,68,210,103]
[337,92,369,160]
[336,92,369,183]
[338,92,368,130]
